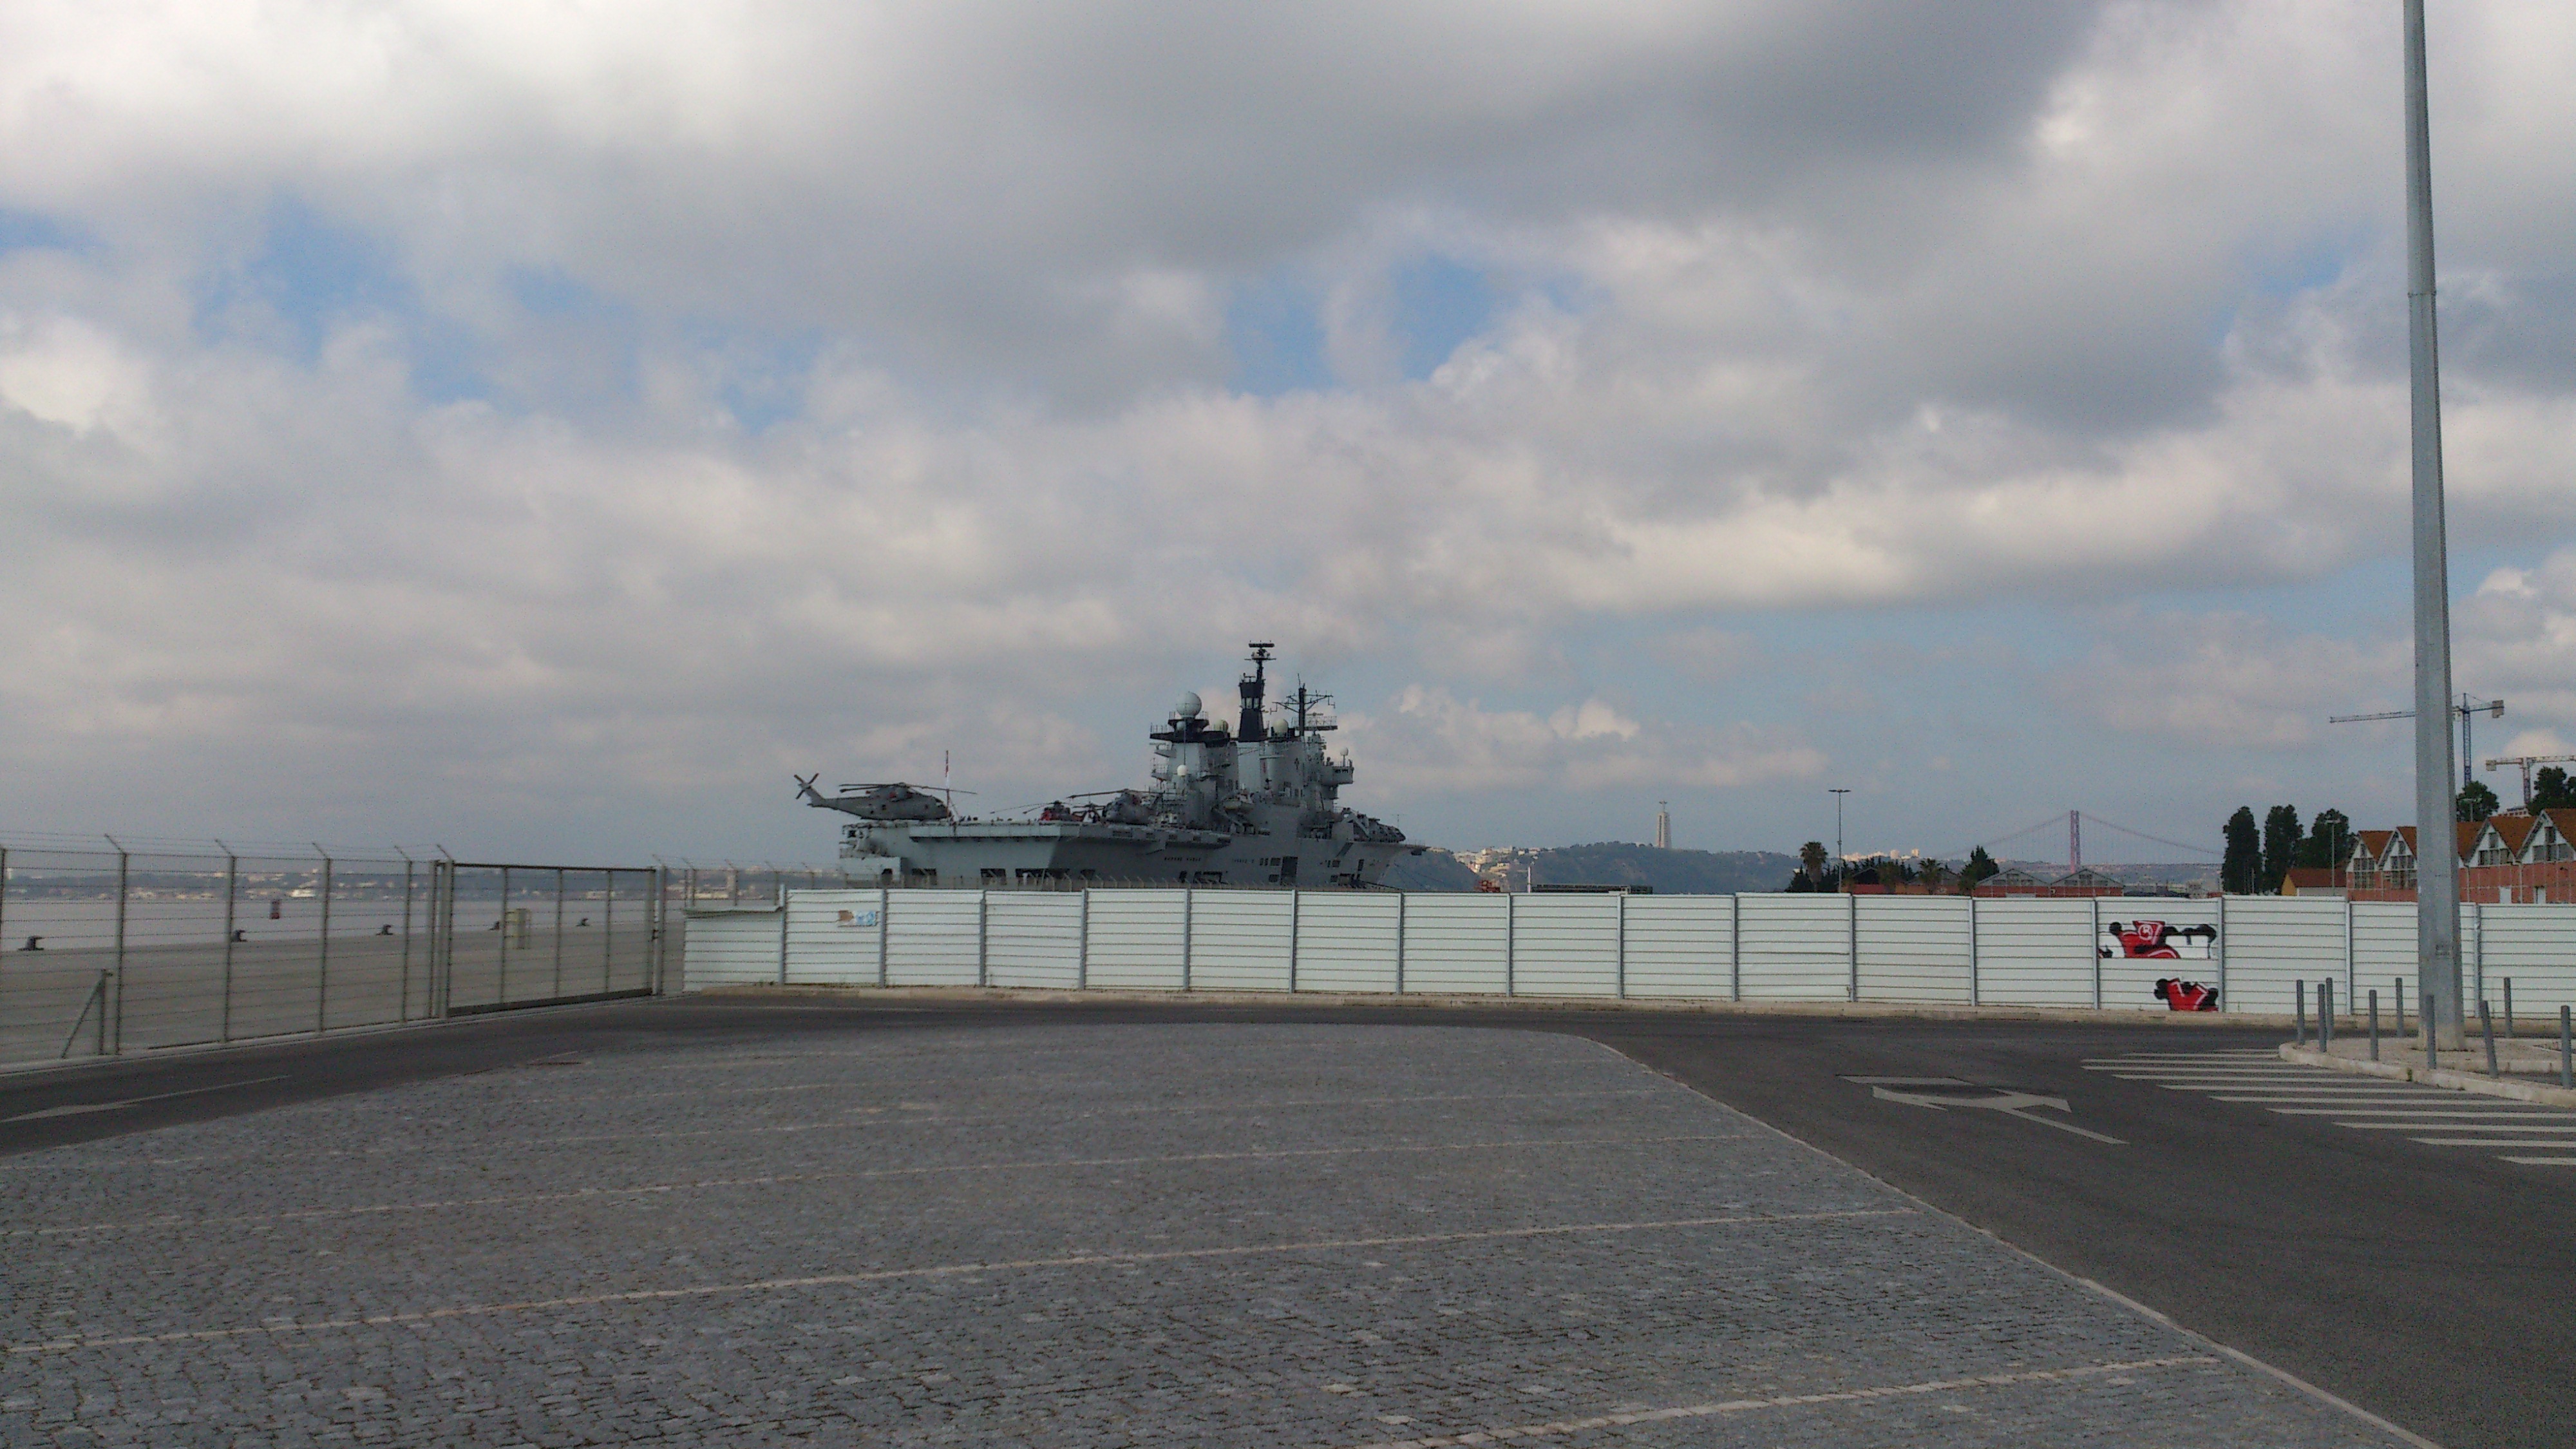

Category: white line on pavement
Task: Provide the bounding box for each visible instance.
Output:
[1,1135,1757,1238]
[1339,1356,2224,1449]
[1,1207,1918,1356]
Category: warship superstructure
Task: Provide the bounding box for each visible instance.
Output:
[801,645,1416,887]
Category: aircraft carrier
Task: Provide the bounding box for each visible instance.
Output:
[801,645,1416,887]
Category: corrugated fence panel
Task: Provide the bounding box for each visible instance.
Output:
[1855,897,1970,1003]
[784,889,882,985]
[1296,893,1399,994]
[681,908,781,989]
[2217,899,2343,1016]
[1189,892,1294,991]
[1736,895,1850,1000]
[2474,905,2576,1016]
[986,894,1082,990]
[1084,890,1187,990]
[1975,900,2094,1007]
[886,892,983,987]
[2351,903,2420,1012]
[1621,896,1733,998]
[1402,895,1508,994]
[2095,900,2223,1014]
[1513,896,1620,998]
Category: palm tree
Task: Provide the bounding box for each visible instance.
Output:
[1799,840,1829,886]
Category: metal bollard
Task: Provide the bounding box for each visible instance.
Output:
[2480,999,2499,1079]
[2425,993,2438,1070]
[2320,980,2333,1051]
[2562,1005,2573,1091]
[2296,980,2307,1047]
[2396,978,2407,1036]
[2369,989,2380,1062]
[2504,978,2514,1040]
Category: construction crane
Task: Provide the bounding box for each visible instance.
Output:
[2485,753,2576,810]
[2329,694,2503,790]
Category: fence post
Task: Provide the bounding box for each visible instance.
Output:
[1967,895,1980,1007]
[553,867,567,999]
[220,846,238,1042]
[2474,901,2485,1010]
[1846,890,1859,1003]
[1615,891,1627,999]
[0,844,7,999]
[879,886,892,987]
[601,869,614,994]
[498,865,512,1005]
[1394,891,1406,995]
[2215,895,2230,1011]
[2343,898,2356,1005]
[1505,891,1517,997]
[2090,896,2103,1010]
[976,889,989,989]
[315,849,333,1035]
[109,838,128,1052]
[398,851,414,1023]
[779,887,791,985]
[1287,889,1300,992]
[1179,887,1192,992]
[1730,893,1742,1002]
[1074,889,1087,991]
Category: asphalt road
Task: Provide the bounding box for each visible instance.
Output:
[4,994,2564,1449]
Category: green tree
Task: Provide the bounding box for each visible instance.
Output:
[2299,809,2352,870]
[1798,840,1828,886]
[2458,781,2499,822]
[1960,846,2000,891]
[2260,805,2302,891]
[1918,858,1953,893]
[2533,766,2574,812]
[2222,807,2260,895]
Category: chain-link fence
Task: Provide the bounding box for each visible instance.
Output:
[0,842,679,1066]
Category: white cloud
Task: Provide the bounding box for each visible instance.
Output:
[2,0,2575,855]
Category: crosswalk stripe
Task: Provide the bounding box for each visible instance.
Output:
[2336,1122,2576,1132]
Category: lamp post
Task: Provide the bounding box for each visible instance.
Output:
[1830,788,1852,892]
[2403,0,2463,1048]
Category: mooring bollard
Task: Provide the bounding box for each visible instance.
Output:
[2479,999,2499,1079]
[2425,993,2438,1070]
[2296,980,2307,1047]
[2562,1005,2572,1090]
[2369,989,2381,1062]
[2320,980,2334,1050]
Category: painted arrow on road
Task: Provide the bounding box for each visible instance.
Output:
[1846,1077,2125,1145]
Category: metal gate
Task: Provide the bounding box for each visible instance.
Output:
[432,862,663,1015]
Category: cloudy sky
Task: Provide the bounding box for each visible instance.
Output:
[5,0,2573,866]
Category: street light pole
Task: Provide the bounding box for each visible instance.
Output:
[1830,788,1852,893]
[2404,0,2463,1048]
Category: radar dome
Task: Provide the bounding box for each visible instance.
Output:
[1173,691,1204,720]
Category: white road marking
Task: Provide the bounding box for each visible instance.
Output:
[1,1135,1754,1238]
[1,1207,1917,1356]
[2339,1122,2576,1133]
[1338,1356,2222,1449]
[2411,1137,2576,1148]
[1866,1086,2123,1144]
[2501,1157,2576,1166]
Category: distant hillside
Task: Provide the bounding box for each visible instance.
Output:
[1379,848,1485,891]
[1387,843,1801,895]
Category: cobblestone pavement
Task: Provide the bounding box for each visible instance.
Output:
[0,1023,2415,1446]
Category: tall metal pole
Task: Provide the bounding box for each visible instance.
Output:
[2405,0,2463,1048]
[1829,788,1851,891]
